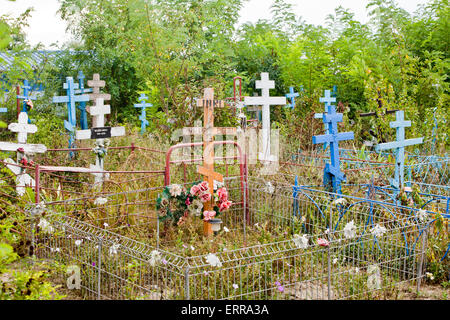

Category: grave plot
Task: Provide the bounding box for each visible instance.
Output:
[33,176,429,300]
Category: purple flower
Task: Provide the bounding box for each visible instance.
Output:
[277,285,284,292]
[92,262,96,267]
[275,281,281,286]
[162,258,168,265]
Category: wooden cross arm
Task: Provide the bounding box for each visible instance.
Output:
[375,137,423,152]
[244,96,286,106]
[197,165,223,182]
[0,142,47,153]
[182,127,237,136]
[8,123,37,134]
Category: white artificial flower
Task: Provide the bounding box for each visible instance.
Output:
[149,250,161,267]
[426,272,435,280]
[50,247,60,253]
[213,180,224,190]
[94,197,108,205]
[205,253,222,267]
[325,228,330,235]
[332,258,338,265]
[417,209,428,222]
[343,220,357,239]
[264,182,275,194]
[37,218,54,234]
[103,223,109,228]
[75,240,83,246]
[109,243,120,256]
[370,224,387,237]
[223,226,230,233]
[188,199,203,216]
[232,284,239,290]
[169,184,183,197]
[333,198,347,205]
[293,234,309,249]
[367,264,381,290]
[190,245,195,251]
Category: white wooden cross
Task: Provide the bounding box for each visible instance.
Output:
[0,112,47,196]
[75,98,125,184]
[88,73,111,106]
[244,72,286,161]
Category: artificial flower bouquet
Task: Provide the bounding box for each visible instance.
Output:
[156,181,232,226]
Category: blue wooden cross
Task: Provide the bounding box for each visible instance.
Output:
[313,104,354,194]
[74,71,93,130]
[16,79,37,123]
[134,93,152,134]
[375,110,423,189]
[285,86,299,109]
[331,85,337,98]
[53,77,90,156]
[314,89,337,151]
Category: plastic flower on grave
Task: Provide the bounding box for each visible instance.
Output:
[223,226,230,233]
[293,234,309,249]
[203,210,216,221]
[343,220,357,239]
[190,184,201,196]
[417,209,428,222]
[232,284,239,290]
[264,182,274,194]
[188,199,203,216]
[199,181,209,192]
[109,243,120,256]
[317,238,329,247]
[37,218,54,234]
[169,184,183,197]
[370,224,387,237]
[333,197,347,206]
[149,250,162,267]
[94,197,108,205]
[205,253,222,267]
[367,265,381,290]
[214,180,224,191]
[217,188,228,202]
[185,197,191,206]
[199,192,212,203]
[219,200,232,212]
[75,240,83,246]
[19,158,28,166]
[17,147,25,153]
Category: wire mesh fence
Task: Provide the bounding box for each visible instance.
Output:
[31,176,430,300]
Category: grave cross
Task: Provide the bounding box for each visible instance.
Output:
[314,89,337,151]
[0,112,47,196]
[16,79,37,122]
[375,110,423,189]
[313,104,354,194]
[285,86,299,109]
[53,77,90,153]
[74,71,93,130]
[75,98,125,184]
[88,73,111,105]
[134,94,152,134]
[244,72,286,161]
[189,88,235,236]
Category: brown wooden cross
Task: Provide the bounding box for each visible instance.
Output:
[88,74,111,105]
[190,88,236,236]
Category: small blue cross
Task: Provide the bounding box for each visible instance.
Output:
[315,89,337,150]
[375,110,423,189]
[134,93,152,134]
[313,104,354,194]
[17,79,37,123]
[74,71,93,130]
[331,85,337,98]
[293,175,300,216]
[285,86,299,109]
[53,77,90,157]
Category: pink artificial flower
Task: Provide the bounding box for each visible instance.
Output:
[26,99,33,109]
[217,188,228,202]
[317,238,330,247]
[203,210,216,221]
[199,192,212,203]
[17,147,25,153]
[185,197,191,206]
[219,200,232,212]
[199,181,209,192]
[190,185,201,196]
